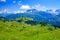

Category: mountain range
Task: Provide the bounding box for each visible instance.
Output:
[0,9,60,27]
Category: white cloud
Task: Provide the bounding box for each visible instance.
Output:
[2,9,11,13]
[12,4,47,14]
[0,9,10,13]
[13,10,25,14]
[0,0,6,2]
[19,4,46,11]
[13,11,17,14]
[20,5,31,10]
[11,5,31,14]
[32,4,46,11]
[32,4,41,11]
[46,9,59,15]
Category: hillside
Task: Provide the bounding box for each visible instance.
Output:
[0,17,60,40]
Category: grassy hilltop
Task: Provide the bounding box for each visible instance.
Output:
[0,17,60,40]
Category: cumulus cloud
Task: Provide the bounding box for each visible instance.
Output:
[20,5,31,10]
[0,0,6,2]
[13,4,47,14]
[12,5,31,13]
[19,4,46,11]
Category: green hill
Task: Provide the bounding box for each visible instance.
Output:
[0,17,60,40]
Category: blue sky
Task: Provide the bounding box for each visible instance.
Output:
[0,0,60,13]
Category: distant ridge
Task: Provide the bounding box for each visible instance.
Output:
[0,9,60,27]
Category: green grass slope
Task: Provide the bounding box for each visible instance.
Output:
[0,17,60,40]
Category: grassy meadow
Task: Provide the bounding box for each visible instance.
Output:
[0,17,60,40]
